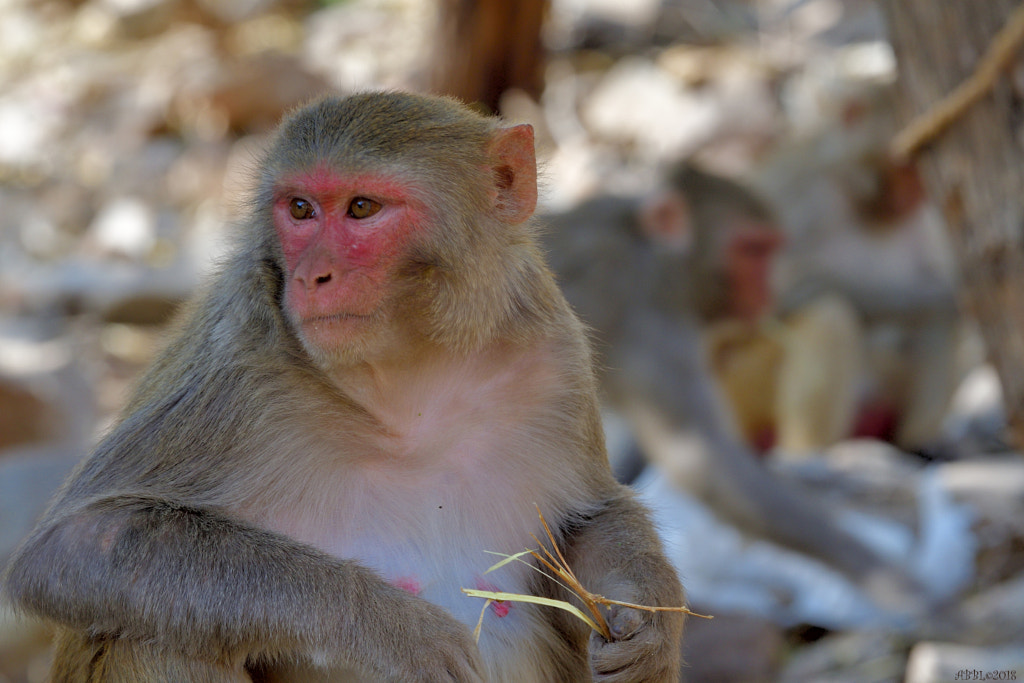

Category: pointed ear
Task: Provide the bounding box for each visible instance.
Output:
[638,190,693,253]
[487,124,537,225]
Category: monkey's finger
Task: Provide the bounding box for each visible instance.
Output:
[605,604,645,640]
[589,626,671,683]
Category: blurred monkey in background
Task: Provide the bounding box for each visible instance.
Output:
[541,161,916,589]
[755,81,971,458]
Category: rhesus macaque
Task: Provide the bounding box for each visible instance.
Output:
[3,93,684,683]
[753,81,969,456]
[763,152,965,456]
[540,163,916,589]
[641,165,790,453]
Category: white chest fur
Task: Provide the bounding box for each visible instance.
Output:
[253,343,587,678]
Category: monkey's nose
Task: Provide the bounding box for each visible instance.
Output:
[296,263,335,293]
[293,248,339,295]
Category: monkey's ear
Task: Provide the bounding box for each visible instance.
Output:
[639,190,693,253]
[487,124,538,225]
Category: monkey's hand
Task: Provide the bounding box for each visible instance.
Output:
[588,604,681,683]
[363,595,486,683]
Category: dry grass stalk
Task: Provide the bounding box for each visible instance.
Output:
[462,506,711,642]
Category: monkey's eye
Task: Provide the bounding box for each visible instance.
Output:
[348,197,382,220]
[289,198,315,220]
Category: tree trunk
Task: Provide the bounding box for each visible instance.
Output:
[428,0,548,114]
[881,0,1024,448]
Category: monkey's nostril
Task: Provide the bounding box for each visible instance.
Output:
[315,274,332,285]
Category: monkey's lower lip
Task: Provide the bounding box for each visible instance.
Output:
[303,313,372,326]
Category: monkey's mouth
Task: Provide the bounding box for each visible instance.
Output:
[306,312,369,323]
[302,312,375,328]
[299,308,388,336]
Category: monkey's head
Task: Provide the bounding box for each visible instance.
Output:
[252,92,539,367]
[642,162,784,323]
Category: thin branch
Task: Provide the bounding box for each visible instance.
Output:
[891,3,1024,159]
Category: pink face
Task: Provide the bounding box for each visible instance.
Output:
[272,165,425,353]
[725,222,784,321]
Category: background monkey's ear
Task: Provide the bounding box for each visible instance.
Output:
[638,190,693,253]
[487,124,537,225]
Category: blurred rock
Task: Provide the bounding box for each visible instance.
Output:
[94,0,184,40]
[939,458,1024,515]
[0,444,83,564]
[786,439,923,524]
[195,0,287,24]
[87,196,157,260]
[0,328,95,450]
[0,341,87,682]
[909,469,976,601]
[5,258,193,324]
[581,56,719,161]
[0,306,75,683]
[634,466,912,630]
[0,377,59,453]
[791,453,976,603]
[302,0,431,93]
[938,457,1024,585]
[943,363,1008,453]
[0,605,52,683]
[680,612,785,683]
[194,51,331,134]
[100,293,181,326]
[548,0,759,51]
[0,84,65,170]
[956,574,1024,646]
[778,630,908,683]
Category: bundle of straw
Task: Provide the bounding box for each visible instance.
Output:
[462,506,710,641]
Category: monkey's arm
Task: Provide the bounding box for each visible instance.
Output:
[3,494,484,681]
[610,313,905,584]
[561,494,685,683]
[779,270,957,321]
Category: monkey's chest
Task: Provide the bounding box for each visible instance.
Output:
[263,412,576,630]
[257,348,583,677]
[267,446,567,683]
